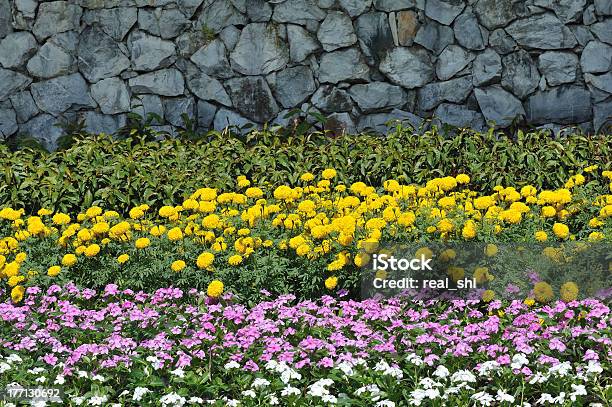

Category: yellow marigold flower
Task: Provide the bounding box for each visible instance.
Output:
[552,222,569,239]
[524,297,535,307]
[588,231,604,241]
[104,211,120,218]
[62,254,77,267]
[322,168,337,179]
[135,237,150,249]
[474,196,495,210]
[600,205,612,218]
[85,206,102,218]
[11,285,25,303]
[426,226,437,234]
[207,280,224,298]
[159,206,177,218]
[15,252,27,264]
[383,180,400,192]
[560,281,579,302]
[77,228,92,242]
[296,244,311,257]
[325,276,338,290]
[76,245,86,255]
[149,225,166,237]
[473,267,493,284]
[439,249,456,262]
[202,214,221,229]
[535,231,548,242]
[171,260,186,272]
[237,178,251,188]
[437,218,454,233]
[47,265,61,277]
[520,185,537,197]
[84,244,101,257]
[8,275,24,287]
[533,281,554,303]
[415,247,433,260]
[541,206,556,218]
[52,213,71,225]
[455,174,470,184]
[92,222,110,235]
[197,252,215,269]
[117,254,129,264]
[588,217,603,228]
[484,244,498,257]
[273,185,293,200]
[447,266,465,282]
[129,207,145,220]
[228,254,243,266]
[167,227,183,241]
[300,172,315,182]
[245,187,263,199]
[462,220,477,239]
[481,289,495,303]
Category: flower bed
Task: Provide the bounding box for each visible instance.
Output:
[1,169,611,304]
[0,285,610,406]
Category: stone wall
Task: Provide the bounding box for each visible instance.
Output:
[0,0,611,149]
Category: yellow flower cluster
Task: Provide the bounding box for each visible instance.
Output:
[0,168,610,302]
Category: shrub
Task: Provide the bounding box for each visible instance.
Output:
[1,126,610,215]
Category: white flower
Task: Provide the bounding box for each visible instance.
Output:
[373,360,403,378]
[241,390,256,398]
[528,372,549,384]
[160,392,187,407]
[321,394,337,404]
[537,392,566,405]
[548,362,572,377]
[91,374,106,382]
[77,370,89,378]
[585,361,603,375]
[35,376,47,383]
[337,361,355,376]
[409,389,427,406]
[472,391,495,406]
[267,394,279,405]
[146,356,164,370]
[0,362,11,373]
[375,401,396,407]
[72,396,86,406]
[188,397,204,404]
[354,384,381,397]
[32,401,47,407]
[133,387,151,402]
[496,389,515,403]
[570,384,587,401]
[88,395,109,406]
[433,365,450,379]
[478,361,501,376]
[419,378,442,389]
[54,375,66,385]
[406,353,424,366]
[251,378,271,388]
[308,379,334,398]
[6,354,22,364]
[170,368,185,378]
[224,361,240,370]
[450,370,477,383]
[281,386,301,397]
[511,354,529,370]
[27,367,45,374]
[224,399,239,407]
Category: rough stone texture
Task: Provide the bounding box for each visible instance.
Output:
[593,99,612,134]
[0,0,609,146]
[311,86,354,112]
[31,73,96,116]
[230,23,289,75]
[380,47,433,88]
[129,32,177,72]
[581,41,612,74]
[318,11,358,51]
[474,85,526,127]
[425,0,465,25]
[20,114,65,150]
[436,45,474,81]
[505,13,577,50]
[349,82,408,112]
[434,103,486,131]
[473,49,502,86]
[0,32,38,69]
[33,2,82,40]
[129,69,185,97]
[225,76,279,122]
[538,52,578,86]
[319,48,370,83]
[417,76,473,111]
[501,50,540,99]
[268,66,316,108]
[357,108,424,133]
[78,26,131,83]
[525,86,593,125]
[287,25,321,62]
[0,108,18,138]
[91,77,131,114]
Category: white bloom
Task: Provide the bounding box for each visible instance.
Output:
[170,368,185,378]
[375,401,396,407]
[308,379,334,398]
[419,378,442,389]
[585,361,603,375]
[321,394,337,404]
[496,389,515,403]
[188,397,204,404]
[537,392,566,405]
[528,372,549,384]
[354,384,381,397]
[72,396,86,405]
[241,390,256,398]
[54,375,66,385]
[146,356,164,370]
[91,374,106,382]
[6,354,22,364]
[224,361,240,370]
[0,362,11,373]
[160,392,186,407]
[478,361,501,376]
[27,367,45,374]
[433,365,450,379]
[251,378,271,388]
[409,389,427,406]
[337,362,355,376]
[267,394,279,405]
[570,384,587,401]
[511,354,529,370]
[35,376,47,383]
[472,391,495,406]
[406,353,424,366]
[548,362,572,377]
[224,399,239,407]
[77,370,89,378]
[88,395,109,406]
[373,360,403,378]
[450,370,477,383]
[32,401,47,407]
[133,387,151,402]
[281,385,301,397]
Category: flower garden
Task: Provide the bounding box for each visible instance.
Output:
[0,128,611,406]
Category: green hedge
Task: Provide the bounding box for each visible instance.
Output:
[1,126,610,214]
